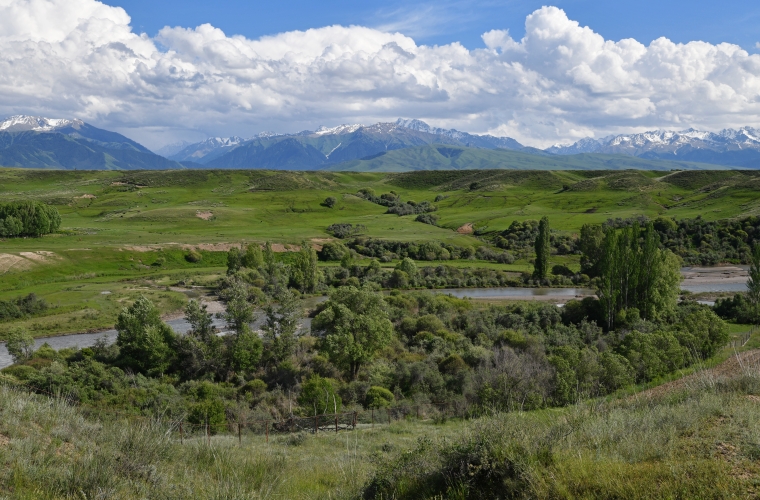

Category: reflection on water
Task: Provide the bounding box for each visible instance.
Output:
[0,275,746,368]
[0,316,229,369]
[681,283,747,293]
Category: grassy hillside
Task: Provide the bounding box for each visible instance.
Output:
[1,342,759,499]
[328,144,728,172]
[0,167,759,336]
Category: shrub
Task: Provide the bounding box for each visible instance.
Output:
[187,399,226,432]
[298,375,342,415]
[327,223,366,239]
[365,386,395,408]
[415,214,439,226]
[185,249,203,263]
[321,196,337,208]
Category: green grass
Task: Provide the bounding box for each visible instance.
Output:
[0,167,757,337]
[2,341,760,498]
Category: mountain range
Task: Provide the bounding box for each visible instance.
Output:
[0,114,758,171]
[0,116,185,170]
[547,128,760,168]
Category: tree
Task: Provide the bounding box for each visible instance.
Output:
[396,257,418,286]
[313,286,394,379]
[298,375,342,415]
[223,278,254,334]
[185,300,215,343]
[533,216,550,279]
[242,244,264,269]
[748,243,760,324]
[226,247,242,274]
[292,240,320,293]
[115,295,176,375]
[6,327,34,363]
[595,223,681,329]
[263,289,302,364]
[263,241,276,274]
[579,223,605,277]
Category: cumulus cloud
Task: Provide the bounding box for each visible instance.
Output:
[0,0,759,149]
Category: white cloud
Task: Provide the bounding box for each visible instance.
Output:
[0,1,759,149]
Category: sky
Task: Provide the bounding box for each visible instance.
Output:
[1,0,760,150]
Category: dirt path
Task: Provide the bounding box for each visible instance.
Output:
[634,349,760,400]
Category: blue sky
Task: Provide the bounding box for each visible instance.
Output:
[103,0,760,52]
[3,0,760,149]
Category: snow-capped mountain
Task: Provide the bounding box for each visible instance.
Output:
[547,127,760,167]
[166,119,527,167]
[168,136,246,163]
[0,115,84,132]
[314,124,363,136]
[0,115,183,170]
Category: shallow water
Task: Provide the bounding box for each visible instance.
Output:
[0,272,745,368]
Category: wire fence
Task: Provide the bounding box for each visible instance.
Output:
[0,374,471,445]
[2,325,758,445]
[728,325,755,350]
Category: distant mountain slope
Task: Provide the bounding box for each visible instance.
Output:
[173,119,529,169]
[548,127,760,168]
[0,115,185,170]
[325,144,725,172]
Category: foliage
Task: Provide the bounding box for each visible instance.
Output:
[0,293,48,321]
[313,286,395,379]
[262,289,302,365]
[596,222,681,329]
[533,216,550,279]
[748,243,760,323]
[5,326,34,363]
[298,374,342,415]
[327,223,366,238]
[365,386,395,408]
[0,200,61,237]
[115,296,176,376]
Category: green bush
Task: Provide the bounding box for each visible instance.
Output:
[365,386,395,408]
[185,249,203,263]
[187,399,226,432]
[298,375,342,415]
[1,364,37,380]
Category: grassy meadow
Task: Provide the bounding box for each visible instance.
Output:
[0,167,759,337]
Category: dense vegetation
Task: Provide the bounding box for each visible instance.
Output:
[2,228,728,426]
[0,200,60,237]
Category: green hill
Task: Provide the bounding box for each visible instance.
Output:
[327,144,729,172]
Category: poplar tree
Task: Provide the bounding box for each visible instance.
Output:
[533,216,551,279]
[748,244,760,324]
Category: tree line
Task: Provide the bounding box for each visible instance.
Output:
[0,200,61,237]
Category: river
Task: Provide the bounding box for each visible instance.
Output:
[0,265,747,369]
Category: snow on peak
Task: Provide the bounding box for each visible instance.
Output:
[314,124,363,136]
[0,115,83,132]
[202,136,243,147]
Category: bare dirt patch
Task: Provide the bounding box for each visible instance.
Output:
[195,211,214,220]
[0,434,9,447]
[77,194,97,199]
[0,254,33,273]
[681,265,748,286]
[456,223,474,234]
[19,251,59,263]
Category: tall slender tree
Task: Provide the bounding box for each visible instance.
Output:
[533,216,551,279]
[748,244,760,324]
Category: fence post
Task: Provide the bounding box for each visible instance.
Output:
[238,422,242,445]
[416,405,419,420]
[266,420,269,443]
[206,418,210,446]
[314,415,318,434]
[371,408,374,428]
[335,413,339,433]
[180,421,183,445]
